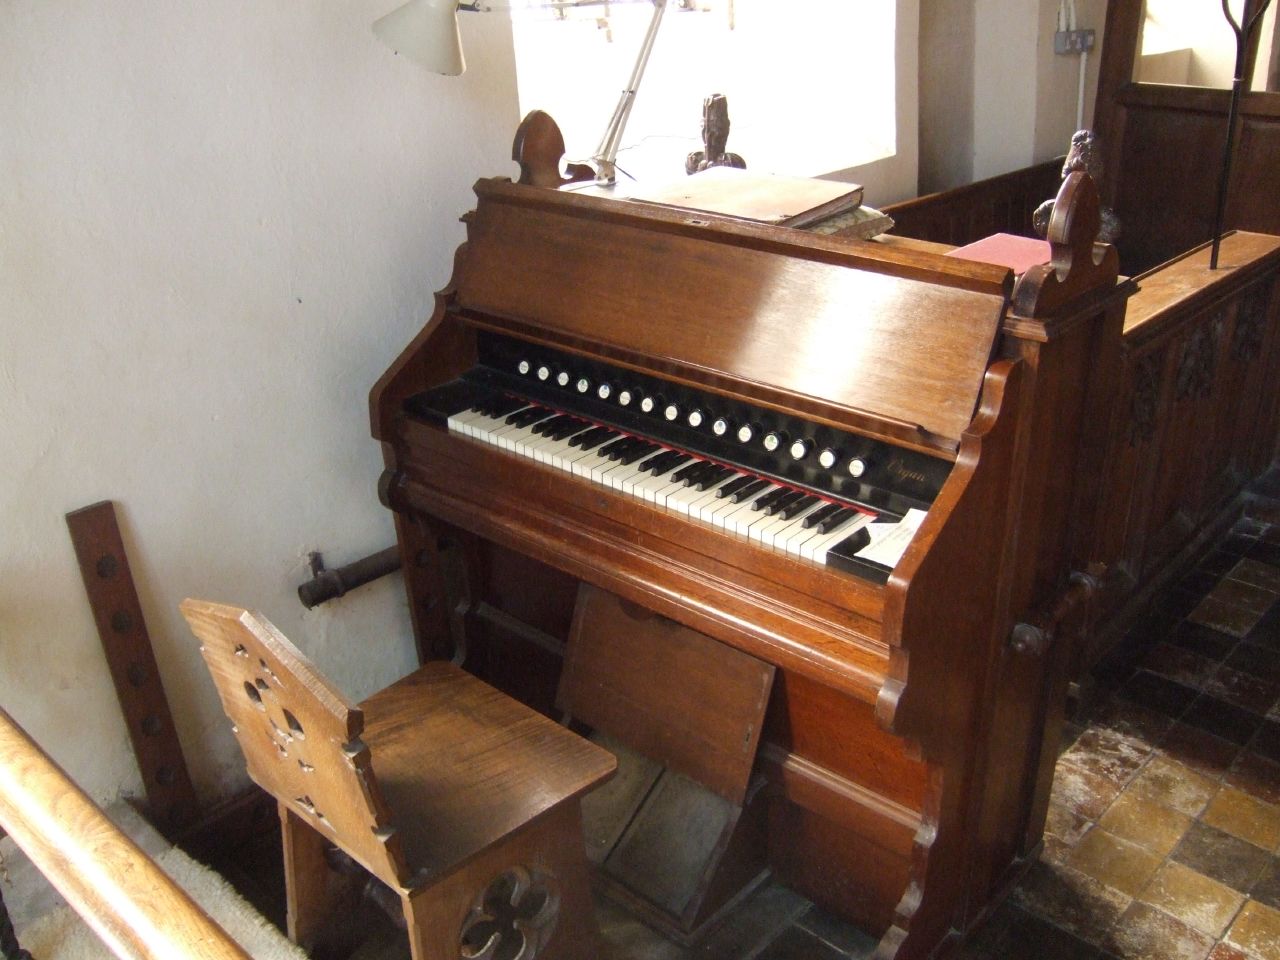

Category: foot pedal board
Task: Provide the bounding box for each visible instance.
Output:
[559,585,775,942]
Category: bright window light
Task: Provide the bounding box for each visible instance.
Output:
[510,0,897,182]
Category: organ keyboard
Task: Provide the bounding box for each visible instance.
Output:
[372,120,1130,960]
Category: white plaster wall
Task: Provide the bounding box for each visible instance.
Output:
[919,0,976,194]
[973,0,1039,180]
[1,1,520,805]
[968,0,1106,183]
[1033,0,1107,162]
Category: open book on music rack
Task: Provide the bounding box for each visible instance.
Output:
[625,166,872,231]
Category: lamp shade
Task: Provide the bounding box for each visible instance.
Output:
[373,0,465,75]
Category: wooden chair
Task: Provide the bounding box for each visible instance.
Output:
[180,600,615,960]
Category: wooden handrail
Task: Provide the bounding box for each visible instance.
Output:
[0,707,251,960]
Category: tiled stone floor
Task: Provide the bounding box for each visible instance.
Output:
[181,509,1280,959]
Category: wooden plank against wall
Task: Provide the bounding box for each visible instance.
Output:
[65,501,197,835]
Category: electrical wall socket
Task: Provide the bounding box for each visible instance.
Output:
[1054,29,1096,55]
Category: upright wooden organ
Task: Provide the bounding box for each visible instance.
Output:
[371,155,1132,958]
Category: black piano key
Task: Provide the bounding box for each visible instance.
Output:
[802,502,842,529]
[568,426,609,448]
[764,491,806,517]
[752,486,789,511]
[550,418,591,440]
[598,435,635,458]
[818,508,860,535]
[482,395,527,418]
[504,405,535,425]
[694,466,735,491]
[671,459,710,483]
[824,527,883,577]
[532,414,573,436]
[732,478,771,504]
[606,437,648,462]
[508,406,552,427]
[577,428,619,451]
[780,494,820,520]
[639,449,677,472]
[715,474,755,499]
[679,462,719,488]
[649,452,692,477]
[618,441,661,465]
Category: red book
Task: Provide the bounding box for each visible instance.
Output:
[945,233,1052,274]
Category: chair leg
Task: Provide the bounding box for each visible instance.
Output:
[278,802,362,953]
[401,801,600,960]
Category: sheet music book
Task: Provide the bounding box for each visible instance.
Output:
[945,233,1052,274]
[627,166,865,229]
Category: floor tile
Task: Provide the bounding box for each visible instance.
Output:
[1226,644,1280,685]
[1183,695,1266,745]
[1139,861,1247,939]
[1209,579,1278,617]
[1068,828,1164,897]
[1207,943,1253,960]
[1246,607,1280,652]
[1183,568,1226,599]
[1220,535,1259,558]
[1104,902,1216,960]
[1087,700,1177,748]
[1172,822,1273,894]
[1246,540,1280,568]
[1249,859,1280,911]
[1190,597,1266,639]
[1160,723,1243,779]
[1100,789,1193,856]
[1143,642,1223,690]
[957,902,1104,960]
[1123,671,1201,719]
[1224,900,1280,959]
[1051,761,1127,820]
[1060,727,1154,786]
[1225,751,1280,805]
[1201,787,1280,851]
[1228,559,1280,593]
[1249,720,1280,763]
[1206,668,1280,716]
[1203,551,1244,577]
[1126,756,1220,817]
[1011,861,1131,946]
[1169,623,1240,662]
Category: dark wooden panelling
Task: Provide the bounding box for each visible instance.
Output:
[883,158,1064,247]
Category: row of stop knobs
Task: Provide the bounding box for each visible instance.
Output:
[518,359,868,478]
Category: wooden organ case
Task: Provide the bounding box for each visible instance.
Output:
[371,149,1132,958]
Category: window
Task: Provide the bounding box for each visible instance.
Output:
[509,0,898,182]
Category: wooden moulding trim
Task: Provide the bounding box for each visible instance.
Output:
[0,707,252,960]
[1117,83,1280,119]
[758,743,921,837]
[471,177,1012,298]
[1122,233,1280,341]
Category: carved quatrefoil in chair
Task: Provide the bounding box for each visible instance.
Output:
[181,600,616,960]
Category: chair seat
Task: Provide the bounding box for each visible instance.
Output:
[358,660,616,877]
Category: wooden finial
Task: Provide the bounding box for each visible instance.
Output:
[1012,172,1119,317]
[511,110,595,188]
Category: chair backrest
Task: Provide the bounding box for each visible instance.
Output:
[180,600,411,889]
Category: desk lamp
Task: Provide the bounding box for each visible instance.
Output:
[373,0,670,185]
